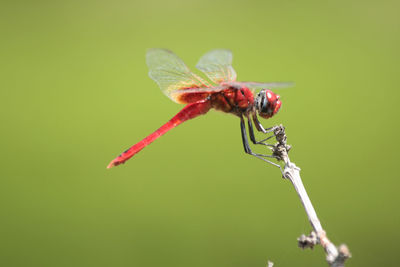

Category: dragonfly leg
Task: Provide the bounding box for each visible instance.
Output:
[247,116,276,147]
[252,114,277,134]
[240,117,282,170]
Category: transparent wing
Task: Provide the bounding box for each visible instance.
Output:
[146,49,212,103]
[237,81,294,90]
[171,85,227,95]
[171,81,294,96]
[196,49,237,84]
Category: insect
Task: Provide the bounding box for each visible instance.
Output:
[107,49,292,169]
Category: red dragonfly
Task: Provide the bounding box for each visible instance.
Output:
[107,49,291,169]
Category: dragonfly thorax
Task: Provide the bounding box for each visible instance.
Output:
[255,89,282,119]
[210,87,255,115]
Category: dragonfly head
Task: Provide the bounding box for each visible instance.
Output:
[255,89,282,119]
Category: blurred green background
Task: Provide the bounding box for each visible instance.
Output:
[1,0,399,266]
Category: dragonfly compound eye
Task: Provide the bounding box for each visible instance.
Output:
[256,89,280,119]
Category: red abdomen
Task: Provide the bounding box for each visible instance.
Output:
[107,100,211,168]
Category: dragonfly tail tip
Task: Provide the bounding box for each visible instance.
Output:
[106,162,115,169]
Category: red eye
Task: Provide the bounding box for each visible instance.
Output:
[273,100,282,115]
[265,90,277,103]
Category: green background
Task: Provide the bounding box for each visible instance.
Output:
[1,0,399,266]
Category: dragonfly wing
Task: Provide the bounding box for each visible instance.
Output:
[170,85,227,95]
[171,81,294,97]
[146,49,212,103]
[237,81,294,90]
[196,49,237,84]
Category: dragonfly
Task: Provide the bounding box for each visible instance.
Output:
[107,49,292,169]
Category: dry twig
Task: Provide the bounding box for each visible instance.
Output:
[269,125,351,266]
